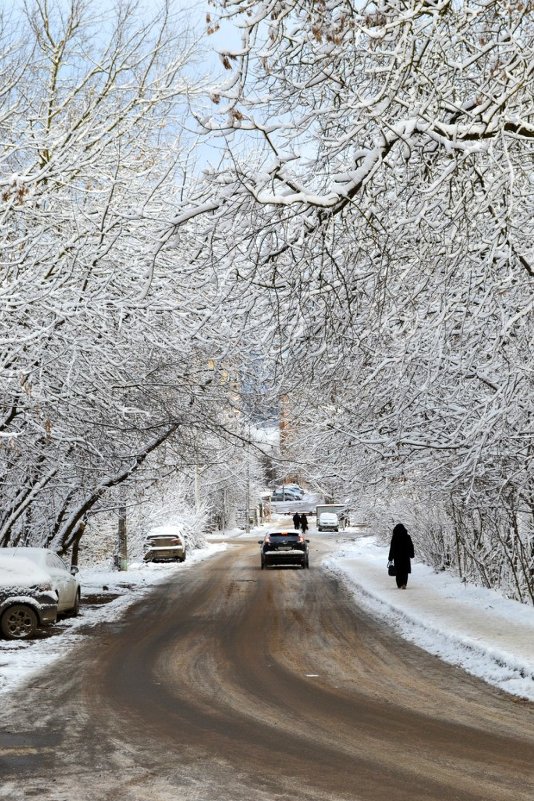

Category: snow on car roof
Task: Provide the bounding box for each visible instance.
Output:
[145,525,185,538]
[0,553,50,587]
[0,547,48,563]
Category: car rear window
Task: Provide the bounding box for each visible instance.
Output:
[270,533,298,538]
[147,536,182,546]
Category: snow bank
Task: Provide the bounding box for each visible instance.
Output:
[0,542,226,696]
[324,535,534,701]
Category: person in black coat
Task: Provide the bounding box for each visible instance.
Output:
[300,513,309,534]
[388,523,414,589]
[292,512,301,530]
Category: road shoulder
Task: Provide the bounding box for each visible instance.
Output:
[324,534,534,701]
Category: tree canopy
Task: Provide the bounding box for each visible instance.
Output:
[1,0,533,599]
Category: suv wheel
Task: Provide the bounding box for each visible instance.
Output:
[1,604,38,640]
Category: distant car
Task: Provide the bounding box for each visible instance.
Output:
[276,484,304,498]
[143,530,186,563]
[271,488,302,501]
[259,530,309,569]
[0,554,58,640]
[278,485,304,498]
[285,484,305,497]
[0,547,80,616]
[317,512,339,532]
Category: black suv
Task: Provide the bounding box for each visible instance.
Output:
[259,530,310,569]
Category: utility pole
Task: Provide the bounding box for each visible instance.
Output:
[245,460,251,533]
[194,462,201,513]
[245,423,251,533]
[116,504,128,571]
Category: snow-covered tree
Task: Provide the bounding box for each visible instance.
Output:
[170,0,534,597]
[0,0,256,552]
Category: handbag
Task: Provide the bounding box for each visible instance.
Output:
[387,560,396,576]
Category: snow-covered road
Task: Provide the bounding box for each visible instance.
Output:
[2,534,534,801]
[4,522,534,709]
[4,527,534,706]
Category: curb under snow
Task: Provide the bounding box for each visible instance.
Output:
[323,544,534,702]
[0,542,227,696]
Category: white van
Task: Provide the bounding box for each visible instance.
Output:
[317,512,339,532]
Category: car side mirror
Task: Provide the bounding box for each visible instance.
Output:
[306,539,310,543]
[70,565,79,575]
[258,540,263,544]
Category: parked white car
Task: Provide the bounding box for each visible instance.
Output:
[0,548,80,616]
[0,554,58,639]
[143,527,186,563]
[317,512,339,532]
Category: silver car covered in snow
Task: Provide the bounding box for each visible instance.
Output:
[143,527,186,563]
[0,547,80,616]
[0,554,58,640]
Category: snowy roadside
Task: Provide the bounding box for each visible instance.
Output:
[324,533,534,701]
[0,542,227,696]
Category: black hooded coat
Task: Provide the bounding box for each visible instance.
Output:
[388,524,414,574]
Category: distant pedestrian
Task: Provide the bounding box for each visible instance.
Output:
[300,513,309,534]
[292,512,301,531]
[388,523,414,589]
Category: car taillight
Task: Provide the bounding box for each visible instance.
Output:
[298,536,304,543]
[265,536,271,544]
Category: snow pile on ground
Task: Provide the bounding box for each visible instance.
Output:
[0,542,226,696]
[324,534,534,701]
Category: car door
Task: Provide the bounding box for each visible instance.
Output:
[46,553,76,612]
